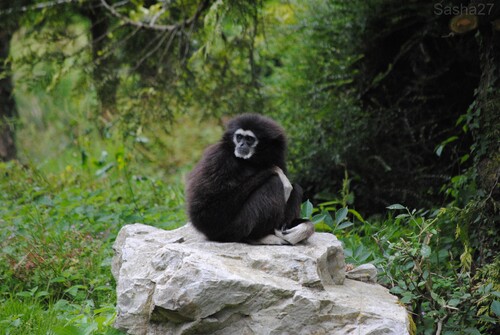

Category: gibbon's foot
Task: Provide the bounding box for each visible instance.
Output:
[277,221,315,245]
[248,233,289,245]
[248,222,314,245]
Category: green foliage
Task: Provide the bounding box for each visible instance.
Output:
[262,0,368,201]
[0,298,121,335]
[0,298,64,335]
[342,203,499,334]
[378,206,500,334]
[301,171,360,235]
[184,0,266,118]
[0,158,186,334]
[475,256,500,322]
[301,201,354,234]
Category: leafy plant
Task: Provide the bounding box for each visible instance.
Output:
[377,205,500,335]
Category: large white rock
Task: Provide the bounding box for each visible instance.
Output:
[112,223,409,335]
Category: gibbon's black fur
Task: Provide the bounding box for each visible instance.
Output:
[186,113,313,244]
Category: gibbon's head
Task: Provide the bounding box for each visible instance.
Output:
[224,114,287,166]
[233,128,258,159]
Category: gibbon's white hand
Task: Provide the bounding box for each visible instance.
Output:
[274,166,293,202]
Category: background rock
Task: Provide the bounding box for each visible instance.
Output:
[346,263,378,283]
[112,224,409,335]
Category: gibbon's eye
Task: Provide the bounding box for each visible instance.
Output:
[236,134,243,142]
[245,136,255,145]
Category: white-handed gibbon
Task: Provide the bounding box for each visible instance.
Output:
[186,114,314,244]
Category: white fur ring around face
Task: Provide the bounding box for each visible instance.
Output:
[274,166,293,202]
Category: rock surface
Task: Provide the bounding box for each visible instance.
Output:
[112,223,409,335]
[346,263,378,283]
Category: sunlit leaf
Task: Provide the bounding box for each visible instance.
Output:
[301,200,313,218]
[387,204,406,210]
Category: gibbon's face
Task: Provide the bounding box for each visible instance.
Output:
[233,128,259,159]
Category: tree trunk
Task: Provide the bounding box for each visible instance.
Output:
[475,27,500,200]
[0,31,17,162]
[80,1,119,128]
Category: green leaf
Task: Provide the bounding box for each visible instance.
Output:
[430,291,446,307]
[436,145,444,157]
[324,212,334,228]
[64,285,86,297]
[94,285,113,292]
[400,294,413,304]
[348,209,365,223]
[50,277,67,283]
[436,136,459,157]
[335,207,348,224]
[301,200,313,218]
[65,286,79,297]
[337,221,354,230]
[311,214,326,224]
[314,222,333,233]
[35,290,50,298]
[16,291,34,298]
[491,300,500,317]
[420,244,431,259]
[460,154,470,164]
[387,204,406,210]
[357,250,372,262]
[390,286,405,294]
[318,200,342,207]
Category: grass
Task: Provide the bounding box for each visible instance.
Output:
[0,299,64,334]
[0,159,187,335]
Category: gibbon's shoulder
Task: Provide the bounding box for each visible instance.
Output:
[195,141,235,172]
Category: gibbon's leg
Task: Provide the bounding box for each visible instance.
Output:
[275,182,315,245]
[216,172,285,242]
[221,176,286,243]
[194,167,279,242]
[252,181,314,245]
[204,168,281,242]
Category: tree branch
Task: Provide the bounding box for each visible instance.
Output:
[100,0,210,32]
[0,0,79,16]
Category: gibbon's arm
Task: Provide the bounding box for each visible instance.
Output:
[231,167,279,206]
[191,165,278,211]
[230,166,292,205]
